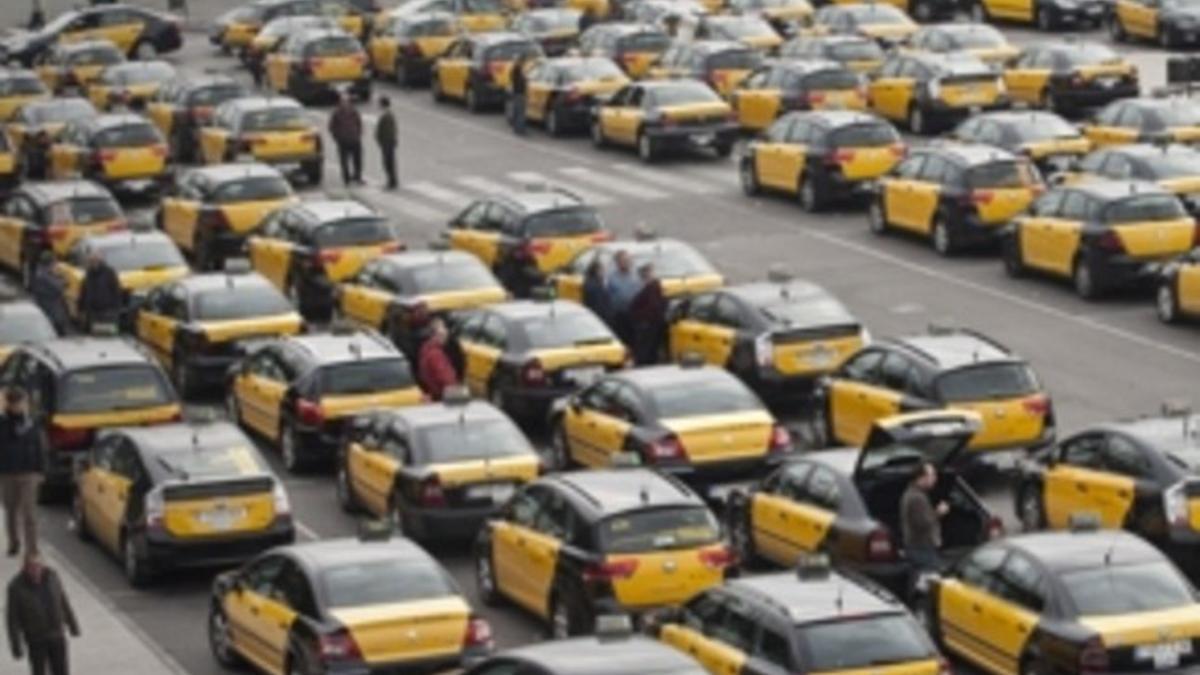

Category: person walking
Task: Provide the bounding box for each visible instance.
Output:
[28,0,45,29]
[508,55,528,136]
[29,253,68,336]
[417,319,459,401]
[7,554,80,675]
[628,263,666,366]
[605,250,642,345]
[329,92,364,187]
[901,462,949,593]
[374,96,398,190]
[77,253,121,334]
[581,259,611,324]
[0,389,43,559]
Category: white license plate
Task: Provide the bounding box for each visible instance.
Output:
[564,366,603,386]
[691,132,715,145]
[1097,77,1118,88]
[199,507,245,531]
[468,483,514,503]
[1136,640,1192,670]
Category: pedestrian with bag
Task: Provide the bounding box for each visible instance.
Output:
[329,92,364,186]
[375,96,398,190]
[417,319,459,401]
[6,554,80,675]
[77,253,121,334]
[0,389,43,559]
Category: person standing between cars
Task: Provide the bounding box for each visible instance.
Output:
[77,252,121,334]
[582,258,611,324]
[508,54,529,136]
[628,263,666,366]
[329,92,364,187]
[901,462,949,585]
[28,0,45,29]
[6,554,80,675]
[417,318,459,401]
[605,250,642,345]
[375,96,398,190]
[0,389,42,559]
[29,252,69,336]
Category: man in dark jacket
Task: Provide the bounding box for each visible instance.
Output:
[417,319,459,401]
[29,253,68,336]
[7,554,79,675]
[508,55,528,136]
[0,389,42,558]
[77,253,121,334]
[375,96,398,190]
[328,92,364,186]
[628,263,666,365]
[901,462,948,592]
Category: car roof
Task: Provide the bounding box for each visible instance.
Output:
[0,300,49,324]
[766,58,845,74]
[290,27,358,43]
[889,330,1016,369]
[175,271,280,295]
[503,635,705,674]
[103,60,173,74]
[21,180,112,204]
[0,68,41,82]
[638,79,713,93]
[486,187,585,213]
[375,399,510,428]
[918,141,1016,166]
[489,299,589,321]
[118,421,253,459]
[224,95,303,113]
[730,570,899,624]
[178,74,241,90]
[909,51,988,73]
[287,537,439,571]
[285,199,378,225]
[725,280,858,328]
[77,230,172,254]
[374,249,484,271]
[1095,415,1200,453]
[184,162,285,184]
[922,21,1000,35]
[28,337,155,371]
[613,363,746,391]
[590,21,662,35]
[547,468,703,518]
[1121,97,1195,113]
[282,331,398,365]
[780,109,881,128]
[593,237,696,257]
[525,6,582,17]
[1070,178,1168,201]
[87,113,154,132]
[1005,530,1166,574]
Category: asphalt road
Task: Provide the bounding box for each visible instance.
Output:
[5,1,1200,673]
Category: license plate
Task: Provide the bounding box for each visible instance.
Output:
[691,132,715,145]
[1097,77,1118,88]
[467,483,514,503]
[199,506,245,531]
[969,105,983,115]
[804,345,836,367]
[1136,640,1192,670]
[564,366,603,386]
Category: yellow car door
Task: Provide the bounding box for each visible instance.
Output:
[447,204,502,267]
[199,128,231,165]
[660,623,749,675]
[868,72,914,122]
[1044,435,1138,529]
[254,593,296,675]
[235,356,289,441]
[754,136,804,192]
[347,444,398,516]
[734,87,781,132]
[492,517,560,615]
[94,468,131,553]
[339,283,392,329]
[459,327,502,396]
[1041,218,1084,277]
[826,351,907,447]
[562,387,632,467]
[0,217,25,270]
[1179,262,1200,314]
[1003,60,1050,106]
[751,469,836,566]
[937,577,1003,671]
[135,308,177,364]
[247,237,294,291]
[972,574,1039,674]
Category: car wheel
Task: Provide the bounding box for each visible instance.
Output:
[931,213,956,257]
[1036,4,1056,30]
[1073,255,1101,300]
[1003,234,1025,277]
[798,174,821,213]
[134,41,158,60]
[71,492,90,542]
[208,605,241,667]
[475,544,503,607]
[1109,15,1127,41]
[123,534,150,588]
[465,84,481,113]
[335,462,358,513]
[1018,485,1045,532]
[590,120,607,148]
[547,105,565,137]
[1157,283,1180,324]
[740,157,760,196]
[637,132,657,163]
[281,423,305,474]
[907,105,927,135]
[868,199,888,235]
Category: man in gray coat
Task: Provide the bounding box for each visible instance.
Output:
[0,389,42,558]
[7,554,79,675]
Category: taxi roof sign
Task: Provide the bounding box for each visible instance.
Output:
[678,351,705,368]
[357,518,393,542]
[1068,512,1102,533]
[796,552,832,580]
[595,614,633,638]
[443,385,471,406]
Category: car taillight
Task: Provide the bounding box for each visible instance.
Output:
[591,231,613,243]
[987,516,1004,540]
[487,61,505,82]
[1023,394,1050,416]
[515,239,552,261]
[1097,229,1125,253]
[144,486,164,529]
[1079,637,1109,674]
[150,144,168,158]
[463,616,494,650]
[317,249,343,265]
[46,225,69,242]
[306,57,325,73]
[769,424,791,453]
[521,359,546,386]
[807,91,826,106]
[889,143,907,158]
[698,546,736,570]
[583,558,639,582]
[866,528,894,562]
[318,628,362,663]
[1070,73,1085,87]
[403,43,422,58]
[295,398,324,426]
[48,424,91,451]
[419,476,446,507]
[647,434,685,462]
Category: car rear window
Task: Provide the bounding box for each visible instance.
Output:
[1148,105,1200,130]
[706,50,762,72]
[46,197,120,226]
[312,217,393,248]
[711,17,773,38]
[598,506,720,553]
[1103,194,1187,224]
[828,40,884,61]
[94,123,162,148]
[100,239,185,272]
[523,207,603,237]
[187,83,246,108]
[649,377,762,418]
[192,285,293,321]
[413,419,533,464]
[828,122,900,148]
[846,3,908,21]
[484,41,542,62]
[409,18,456,36]
[304,36,363,57]
[24,99,95,125]
[212,176,292,203]
[513,311,614,349]
[321,559,456,609]
[242,108,310,132]
[798,614,935,671]
[155,444,268,480]
[72,47,124,66]
[803,69,860,90]
[1,77,45,96]
[405,260,498,294]
[319,358,415,395]
[60,366,174,414]
[621,33,670,52]
[966,161,1039,189]
[0,311,56,344]
[935,363,1039,402]
[1006,115,1079,143]
[1063,561,1194,616]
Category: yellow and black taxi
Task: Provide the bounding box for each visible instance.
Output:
[547,363,790,483]
[727,412,1003,591]
[209,0,324,52]
[651,560,948,675]
[918,527,1200,675]
[645,40,763,97]
[55,231,190,329]
[1002,179,1199,299]
[199,96,324,186]
[431,32,543,112]
[522,56,630,136]
[0,300,59,362]
[462,629,707,675]
[0,4,182,66]
[665,272,867,393]
[907,22,1019,69]
[731,61,867,133]
[160,163,298,271]
[0,337,181,493]
[1112,0,1200,47]
[868,52,1008,135]
[134,272,303,396]
[694,15,785,53]
[591,80,738,163]
[32,40,125,94]
[948,110,1091,175]
[778,35,885,76]
[445,186,611,296]
[473,468,733,636]
[86,60,177,112]
[228,330,423,472]
[401,0,510,34]
[208,534,494,675]
[242,15,338,76]
[48,113,171,194]
[511,8,586,57]
[145,76,250,165]
[1158,248,1200,323]
[6,97,96,163]
[1082,97,1200,149]
[969,0,1107,29]
[336,249,507,356]
[726,0,815,39]
[265,27,373,104]
[337,393,540,538]
[869,142,1042,255]
[1062,144,1200,217]
[745,111,902,207]
[548,236,723,303]
[250,199,402,320]
[451,300,628,418]
[0,179,125,284]
[810,3,919,47]
[818,325,1055,455]
[72,421,294,586]
[0,68,49,123]
[1003,42,1138,114]
[577,22,671,79]
[367,10,457,87]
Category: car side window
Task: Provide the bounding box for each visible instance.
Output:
[711,596,758,653]
[840,350,883,383]
[994,552,1047,612]
[756,627,793,670]
[801,466,841,511]
[1059,192,1089,221]
[1103,435,1151,479]
[764,118,793,143]
[111,442,143,483]
[533,490,577,542]
[476,315,507,349]
[92,436,119,471]
[686,293,718,322]
[611,384,643,423]
[1031,190,1065,217]
[579,379,618,411]
[956,545,1005,587]
[916,156,947,184]
[1115,107,1143,129]
[272,561,318,618]
[241,555,287,595]
[1103,154,1133,179]
[773,462,812,499]
[682,591,725,632]
[1095,103,1124,126]
[249,351,287,382]
[711,296,743,329]
[1060,434,1105,469]
[878,353,916,392]
[508,487,542,527]
[893,155,925,180]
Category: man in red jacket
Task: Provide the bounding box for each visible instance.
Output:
[417,319,459,401]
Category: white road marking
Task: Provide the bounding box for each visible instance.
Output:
[607,162,716,195]
[558,166,669,200]
[456,175,513,195]
[356,185,447,222]
[296,521,320,541]
[404,180,473,209]
[507,170,614,205]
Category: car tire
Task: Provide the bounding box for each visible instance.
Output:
[1036,4,1056,30]
[134,40,158,60]
[550,419,575,471]
[1157,282,1180,324]
[1072,255,1102,300]
[868,198,888,235]
[465,84,482,113]
[281,423,306,474]
[123,533,151,588]
[798,173,822,213]
[931,213,957,257]
[590,120,607,148]
[637,131,657,163]
[208,605,242,668]
[475,542,503,607]
[1108,15,1127,41]
[335,462,358,514]
[1002,234,1025,277]
[740,157,760,196]
[1017,485,1045,532]
[71,492,90,542]
[547,104,565,137]
[907,105,927,135]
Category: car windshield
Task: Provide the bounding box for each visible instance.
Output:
[406,260,498,294]
[935,363,1040,402]
[828,39,884,60]
[241,107,310,132]
[514,311,614,349]
[623,33,670,51]
[0,310,55,343]
[212,176,292,203]
[319,358,414,395]
[192,285,293,321]
[313,217,392,248]
[321,559,456,610]
[154,444,269,480]
[599,506,721,553]
[616,245,715,278]
[304,36,362,57]
[23,99,94,125]
[707,50,762,71]
[1062,43,1120,66]
[1063,561,1195,616]
[949,27,1005,48]
[966,161,1040,189]
[651,82,722,106]
[1147,150,1200,179]
[1007,115,1079,142]
[799,614,936,671]
[829,122,900,148]
[413,419,533,464]
[712,17,773,37]
[111,63,175,85]
[60,366,173,414]
[486,41,542,61]
[100,239,184,272]
[562,59,625,81]
[47,197,121,225]
[523,207,603,237]
[94,123,161,148]
[649,377,762,418]
[1104,194,1187,224]
[188,83,246,107]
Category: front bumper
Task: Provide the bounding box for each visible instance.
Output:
[1046,1,1108,25]
[141,519,295,569]
[400,503,500,541]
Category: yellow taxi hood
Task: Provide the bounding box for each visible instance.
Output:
[0,94,47,121]
[222,23,261,47]
[1021,137,1091,159]
[321,388,424,419]
[420,286,508,312]
[1112,218,1196,259]
[73,65,107,87]
[221,197,298,235]
[1081,605,1200,647]
[52,404,181,430]
[1159,176,1200,195]
[428,455,539,487]
[330,596,470,664]
[817,660,943,675]
[199,313,304,343]
[576,77,630,96]
[619,52,660,77]
[660,410,774,434]
[532,341,627,370]
[117,266,190,292]
[659,274,724,298]
[323,242,401,282]
[659,101,733,121]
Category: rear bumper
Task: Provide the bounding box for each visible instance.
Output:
[1091,252,1170,289]
[658,453,787,490]
[644,122,739,148]
[1050,81,1139,109]
[400,503,500,541]
[141,519,295,569]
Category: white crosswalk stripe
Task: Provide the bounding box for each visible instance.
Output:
[358,187,447,223]
[607,162,719,195]
[403,180,472,210]
[558,167,669,200]
[507,171,614,205]
[455,175,512,195]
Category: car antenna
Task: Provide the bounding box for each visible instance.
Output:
[639,483,650,504]
[835,580,845,613]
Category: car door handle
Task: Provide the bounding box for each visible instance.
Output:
[516,537,526,547]
[971,604,982,613]
[249,607,260,616]
[1075,483,1088,492]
